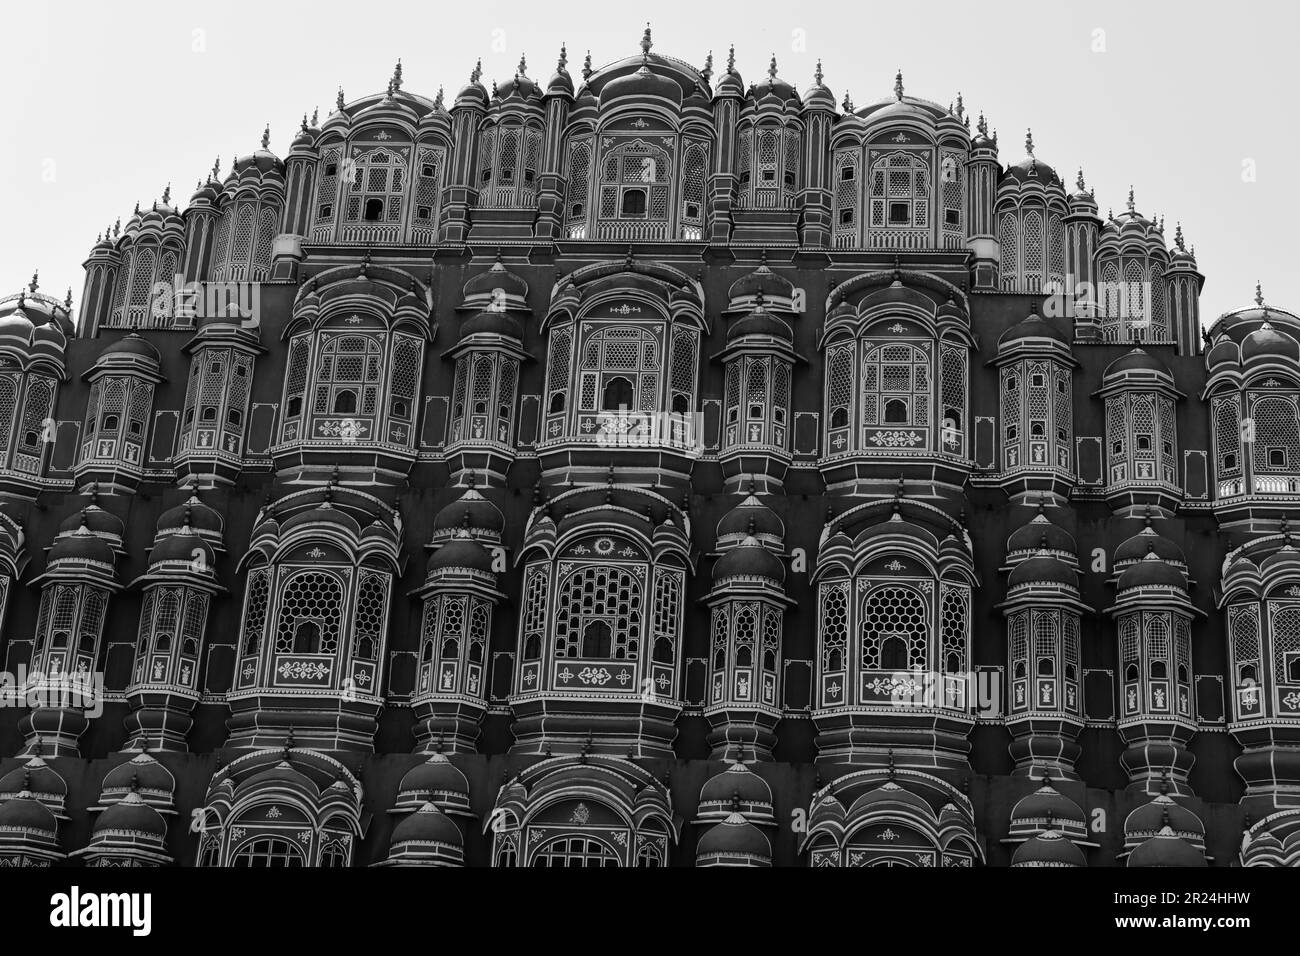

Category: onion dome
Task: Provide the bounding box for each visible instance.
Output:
[1005,505,1077,564]
[1001,129,1063,189]
[1102,348,1173,383]
[727,255,796,306]
[1115,518,1186,571]
[455,59,489,108]
[0,756,68,813]
[461,255,529,310]
[970,112,997,153]
[998,309,1067,348]
[278,501,363,536]
[1168,223,1197,268]
[1241,322,1300,363]
[714,45,744,97]
[1007,551,1078,589]
[1116,551,1187,591]
[136,189,185,233]
[394,754,472,816]
[801,60,836,110]
[98,752,176,811]
[1011,829,1086,867]
[1007,780,1088,843]
[96,331,161,364]
[239,758,309,794]
[0,791,58,842]
[46,522,116,567]
[1098,187,1165,255]
[156,493,224,541]
[748,54,799,106]
[93,790,168,839]
[713,533,785,585]
[727,297,792,343]
[495,54,542,104]
[546,44,575,97]
[431,485,505,545]
[57,501,125,544]
[1124,794,1205,850]
[146,528,215,575]
[189,163,222,207]
[458,309,523,342]
[1127,827,1207,867]
[427,531,493,573]
[602,59,683,106]
[387,802,464,866]
[715,493,784,551]
[696,761,775,824]
[696,812,772,867]
[231,125,283,176]
[1069,168,1098,212]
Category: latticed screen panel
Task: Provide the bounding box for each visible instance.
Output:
[859,585,928,671]
[566,138,592,234]
[274,570,344,655]
[1053,369,1073,468]
[819,581,849,674]
[315,147,342,228]
[1250,395,1300,474]
[649,568,681,667]
[1047,214,1066,285]
[552,564,644,662]
[17,375,55,461]
[939,584,969,675]
[1213,395,1243,477]
[519,564,549,662]
[826,344,854,450]
[1022,211,1043,291]
[1271,604,1300,687]
[680,142,708,236]
[1001,367,1022,465]
[833,150,859,246]
[352,571,390,661]
[998,213,1019,290]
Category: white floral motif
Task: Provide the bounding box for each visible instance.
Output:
[869,430,924,448]
[278,660,330,680]
[577,667,613,686]
[570,803,591,825]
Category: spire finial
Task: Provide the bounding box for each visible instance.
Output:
[392,58,403,92]
[212,156,221,181]
[311,106,319,127]
[1255,280,1265,309]
[893,69,904,101]
[1126,185,1135,212]
[814,59,824,86]
[261,124,270,150]
[336,86,345,110]
[517,53,527,77]
[28,270,38,294]
[434,86,444,109]
[768,53,778,79]
[1025,127,1034,157]
[976,111,987,137]
[558,42,567,71]
[955,90,964,117]
[701,50,713,82]
[726,44,735,74]
[640,22,652,57]
[1174,222,1185,251]
[162,183,171,205]
[471,59,482,85]
[1076,168,1086,192]
[582,50,592,81]
[842,90,854,112]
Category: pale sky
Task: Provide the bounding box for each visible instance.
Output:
[2,0,1293,327]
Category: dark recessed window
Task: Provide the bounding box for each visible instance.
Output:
[363,198,384,222]
[685,203,700,219]
[841,166,854,181]
[1136,435,1152,450]
[621,189,647,216]
[325,163,338,176]
[417,205,432,219]
[945,209,960,225]
[421,163,435,177]
[889,202,909,224]
[571,202,584,218]
[840,209,853,225]
[319,204,333,219]
[1269,447,1287,467]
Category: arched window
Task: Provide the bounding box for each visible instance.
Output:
[566,137,592,238]
[344,148,405,229]
[553,565,643,661]
[860,586,927,671]
[230,836,306,867]
[478,126,543,208]
[596,139,671,238]
[577,326,661,414]
[602,376,634,411]
[274,571,343,655]
[530,835,620,867]
[832,149,860,248]
[582,621,613,658]
[861,341,931,431]
[869,151,930,232]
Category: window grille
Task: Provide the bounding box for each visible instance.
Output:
[860,586,927,670]
[552,564,643,661]
[274,570,344,655]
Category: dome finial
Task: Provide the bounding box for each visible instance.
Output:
[517,53,527,77]
[768,53,778,79]
[726,44,736,74]
[261,124,270,150]
[162,183,171,205]
[1255,280,1265,308]
[640,22,652,57]
[336,86,345,110]
[212,156,221,181]
[955,90,964,118]
[700,50,713,82]
[1025,127,1034,157]
[1174,222,1186,251]
[311,106,319,127]
[558,42,568,71]
[28,270,38,294]
[391,58,403,92]
[582,50,592,81]
[893,69,904,101]
[814,59,824,87]
[434,86,444,109]
[470,59,482,85]
[842,90,854,112]
[1126,185,1135,212]
[1076,168,1086,192]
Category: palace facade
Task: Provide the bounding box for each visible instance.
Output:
[1,30,1297,867]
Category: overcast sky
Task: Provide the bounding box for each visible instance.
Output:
[3,0,1293,327]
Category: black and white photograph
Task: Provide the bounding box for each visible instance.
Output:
[0,0,1292,936]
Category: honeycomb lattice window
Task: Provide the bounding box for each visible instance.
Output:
[939,584,969,674]
[819,582,849,673]
[1022,211,1043,292]
[1250,395,1300,475]
[1213,395,1242,478]
[274,570,343,655]
[241,568,271,655]
[832,150,859,247]
[862,341,930,429]
[1229,604,1260,686]
[352,571,389,661]
[1270,604,1300,685]
[1008,611,1028,679]
[552,564,644,661]
[998,213,1018,291]
[566,138,592,237]
[940,346,967,456]
[859,585,927,671]
[680,141,708,238]
[650,569,681,665]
